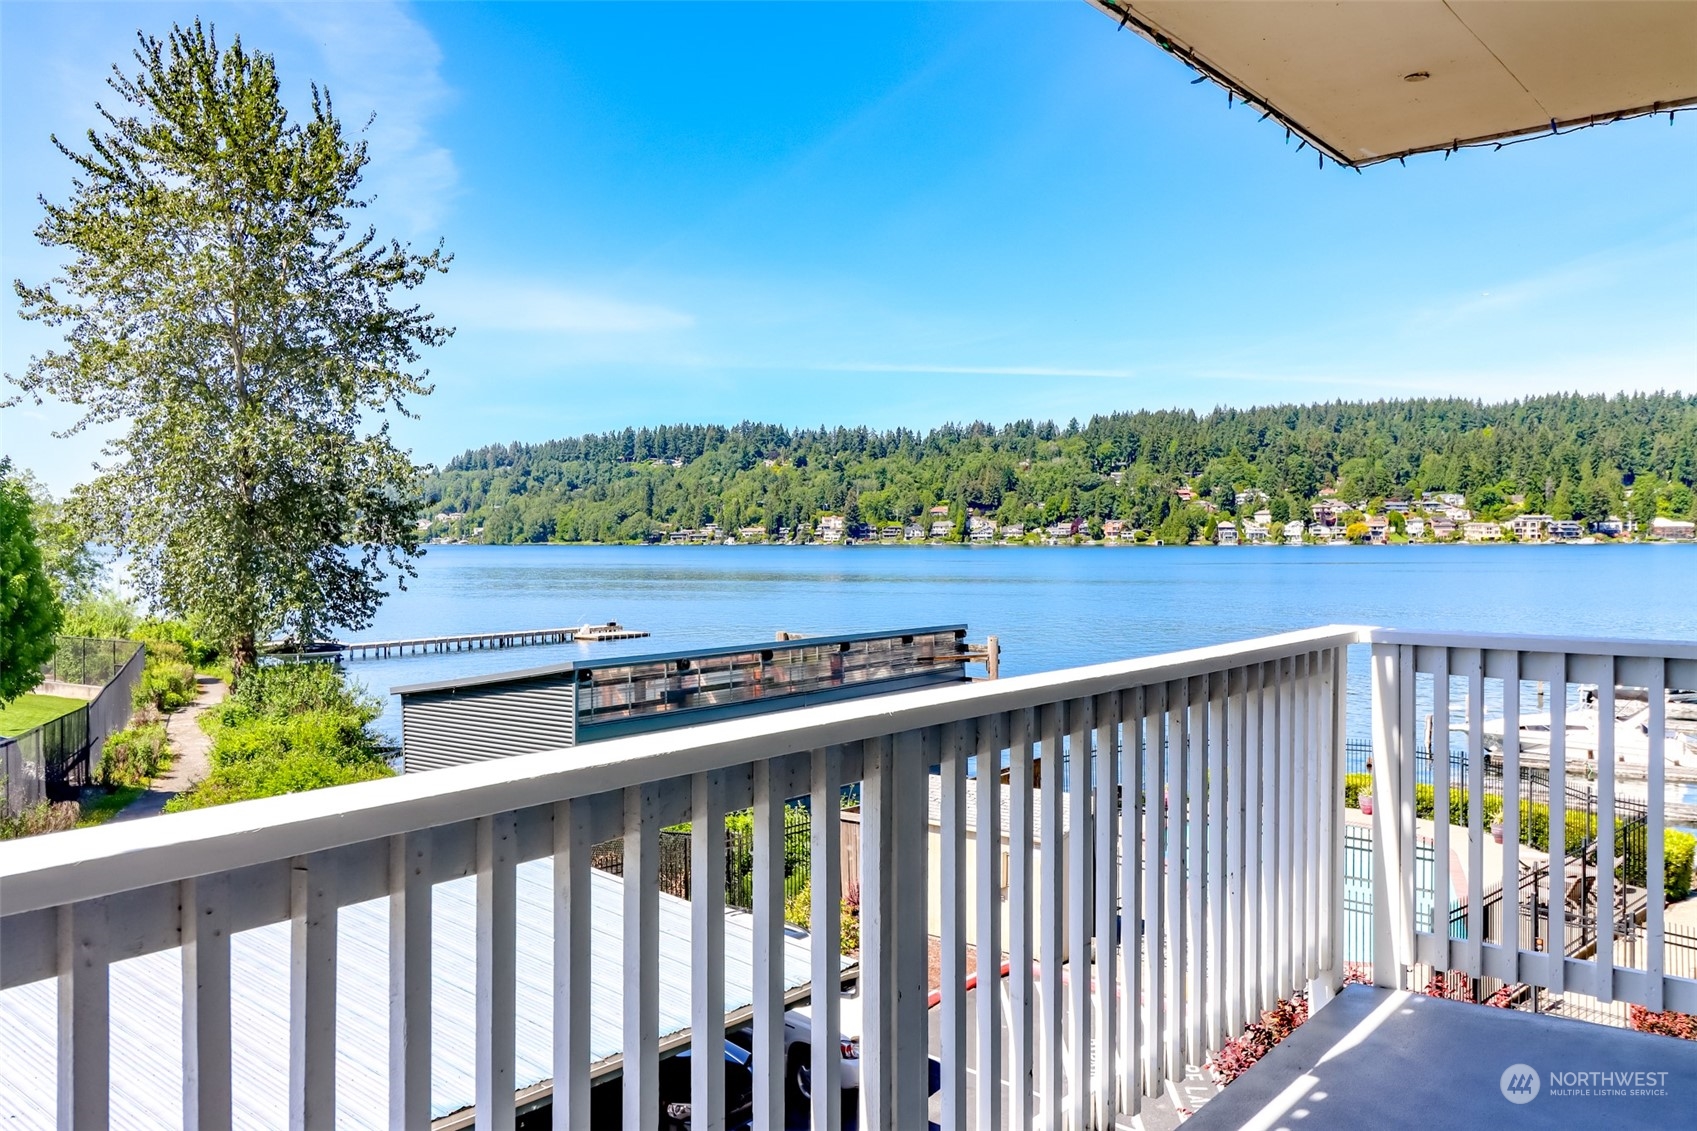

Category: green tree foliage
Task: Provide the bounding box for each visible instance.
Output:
[7,23,451,671]
[12,470,100,603]
[0,459,62,704]
[421,394,1697,544]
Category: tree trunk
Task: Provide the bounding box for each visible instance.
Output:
[232,632,257,681]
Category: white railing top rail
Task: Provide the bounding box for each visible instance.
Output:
[1362,626,1697,662]
[0,624,1363,916]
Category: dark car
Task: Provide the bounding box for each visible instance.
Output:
[572,1037,756,1131]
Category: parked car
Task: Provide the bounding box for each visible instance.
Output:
[782,978,862,1100]
[576,1037,756,1131]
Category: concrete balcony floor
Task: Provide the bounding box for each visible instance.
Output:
[1186,985,1697,1130]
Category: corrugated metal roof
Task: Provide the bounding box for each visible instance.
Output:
[0,865,835,1128]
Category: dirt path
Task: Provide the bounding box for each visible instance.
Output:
[110,676,227,822]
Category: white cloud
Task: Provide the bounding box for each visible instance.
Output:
[437,276,695,334]
[278,2,458,234]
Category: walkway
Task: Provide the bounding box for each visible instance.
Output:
[109,676,226,822]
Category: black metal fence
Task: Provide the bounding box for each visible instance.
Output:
[592,803,815,913]
[2,639,145,817]
[40,636,139,687]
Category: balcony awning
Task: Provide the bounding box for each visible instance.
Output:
[1087,1,1697,166]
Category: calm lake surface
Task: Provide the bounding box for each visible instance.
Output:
[348,544,1696,741]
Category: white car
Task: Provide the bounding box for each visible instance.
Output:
[783,978,863,1099]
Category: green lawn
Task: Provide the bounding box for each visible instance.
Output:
[77,786,148,827]
[0,693,86,736]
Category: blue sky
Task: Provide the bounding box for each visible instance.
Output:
[4,1,1695,496]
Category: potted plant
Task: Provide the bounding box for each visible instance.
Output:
[1359,792,1374,816]
[1492,819,1504,844]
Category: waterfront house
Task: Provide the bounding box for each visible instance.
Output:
[9,7,1696,1131]
[1406,517,1426,539]
[1547,520,1583,542]
[1252,508,1273,527]
[1000,522,1026,541]
[1430,517,1457,540]
[1216,523,1239,546]
[1650,516,1697,541]
[967,516,998,543]
[1463,521,1502,542]
[1101,518,1125,543]
[1507,513,1552,542]
[1283,519,1305,545]
[904,523,926,541]
[879,526,903,543]
[818,516,846,543]
[1310,501,1339,526]
[929,520,954,539]
[737,526,767,543]
[1365,515,1389,544]
[1592,516,1626,537]
[1241,521,1269,545]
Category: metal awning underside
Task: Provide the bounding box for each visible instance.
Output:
[1087,0,1697,167]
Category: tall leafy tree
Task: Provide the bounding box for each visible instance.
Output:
[0,460,63,705]
[8,23,451,671]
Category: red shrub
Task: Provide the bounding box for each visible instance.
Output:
[1630,1005,1697,1041]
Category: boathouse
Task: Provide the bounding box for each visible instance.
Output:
[396,625,973,771]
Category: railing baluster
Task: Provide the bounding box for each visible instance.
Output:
[389,834,431,1131]
[1431,650,1452,974]
[290,855,337,1131]
[1244,663,1265,1022]
[58,899,110,1131]
[1279,659,1297,998]
[1092,692,1118,1128]
[1038,702,1065,1125]
[1142,683,1166,1098]
[1396,646,1417,984]
[1290,654,1308,992]
[1595,674,1617,1003]
[1463,649,1485,981]
[1223,668,1245,1039]
[1164,677,1185,1084]
[1066,698,1093,1131]
[1206,672,1226,1053]
[811,746,844,1131]
[477,812,518,1131]
[691,773,727,1131]
[1548,658,1568,994]
[1119,688,1143,1116]
[976,714,1006,1131]
[753,759,786,1131]
[1369,646,1408,989]
[1646,661,1667,1013]
[1500,653,1522,978]
[1008,711,1037,1131]
[1185,674,1206,1067]
[623,786,660,1131]
[1308,651,1325,983]
[555,798,592,1131]
[942,722,970,1131]
[183,874,232,1131]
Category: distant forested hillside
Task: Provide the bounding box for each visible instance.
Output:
[420,393,1697,544]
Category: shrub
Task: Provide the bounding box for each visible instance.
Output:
[133,618,219,669]
[166,750,392,811]
[1208,995,1310,1086]
[100,722,170,788]
[0,800,81,839]
[134,641,198,712]
[1665,830,1696,902]
[169,663,393,811]
[1629,1005,1697,1041]
[782,878,861,954]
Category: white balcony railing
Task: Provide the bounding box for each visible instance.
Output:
[2,625,1693,1130]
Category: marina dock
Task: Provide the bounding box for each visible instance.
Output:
[332,623,647,660]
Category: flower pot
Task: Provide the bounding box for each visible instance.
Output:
[1359,794,1373,816]
[1492,821,1504,844]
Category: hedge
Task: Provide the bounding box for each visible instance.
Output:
[1348,774,1696,902]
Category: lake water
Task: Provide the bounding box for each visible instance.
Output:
[346,544,1696,741]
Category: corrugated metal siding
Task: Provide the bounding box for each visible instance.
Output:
[0,865,837,1128]
[402,679,575,773]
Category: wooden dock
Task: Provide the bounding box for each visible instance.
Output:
[335,623,647,660]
